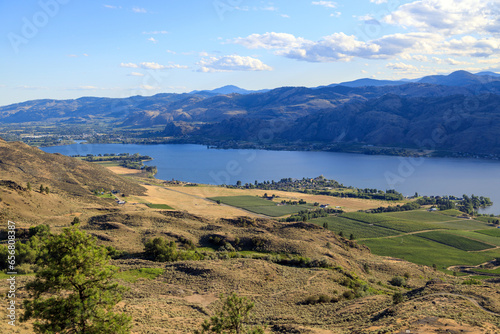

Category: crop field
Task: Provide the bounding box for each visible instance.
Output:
[444,230,500,247]
[340,212,440,233]
[361,235,500,269]
[209,195,276,207]
[381,210,457,222]
[209,195,312,217]
[471,267,500,275]
[415,231,494,251]
[474,216,498,223]
[476,228,500,237]
[438,209,465,216]
[431,219,491,230]
[310,216,401,239]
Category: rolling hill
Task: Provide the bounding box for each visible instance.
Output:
[0,138,499,333]
[1,71,500,156]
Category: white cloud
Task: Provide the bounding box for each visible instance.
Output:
[384,0,500,36]
[477,57,500,64]
[280,14,290,18]
[132,7,147,13]
[67,54,78,58]
[103,4,121,9]
[386,62,418,72]
[261,6,278,11]
[330,12,341,17]
[166,50,177,54]
[197,55,272,72]
[128,72,145,77]
[231,32,308,50]
[139,85,158,90]
[232,31,461,62]
[357,14,375,21]
[442,36,500,57]
[120,63,139,68]
[147,37,158,43]
[312,1,337,8]
[445,58,472,65]
[370,0,387,4]
[120,62,188,70]
[83,53,89,57]
[139,62,187,70]
[78,86,99,90]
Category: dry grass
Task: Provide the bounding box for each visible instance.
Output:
[107,166,144,175]
[161,186,402,214]
[1,142,499,334]
[132,185,257,219]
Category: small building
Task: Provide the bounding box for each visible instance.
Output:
[117,200,125,205]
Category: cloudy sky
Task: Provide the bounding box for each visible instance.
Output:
[1,0,499,105]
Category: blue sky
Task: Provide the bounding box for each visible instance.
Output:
[1,0,499,105]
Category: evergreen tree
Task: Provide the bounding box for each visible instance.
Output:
[194,293,264,334]
[22,226,131,333]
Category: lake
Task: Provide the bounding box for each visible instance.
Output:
[42,143,500,215]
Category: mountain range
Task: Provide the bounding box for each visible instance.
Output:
[2,70,500,155]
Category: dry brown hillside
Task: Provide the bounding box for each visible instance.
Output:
[0,138,145,197]
[0,141,498,334]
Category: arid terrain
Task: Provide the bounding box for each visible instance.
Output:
[1,138,499,334]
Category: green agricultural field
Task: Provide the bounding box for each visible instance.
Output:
[361,235,500,269]
[476,228,500,237]
[444,230,500,247]
[431,219,491,230]
[340,212,397,224]
[210,195,311,217]
[210,195,276,207]
[471,267,500,275]
[340,212,440,233]
[381,210,456,222]
[438,209,464,216]
[474,216,499,223]
[244,205,312,217]
[416,231,494,251]
[146,203,174,209]
[310,216,401,239]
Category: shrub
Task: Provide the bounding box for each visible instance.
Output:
[144,238,178,262]
[393,292,404,304]
[194,293,264,334]
[462,278,481,285]
[389,276,406,287]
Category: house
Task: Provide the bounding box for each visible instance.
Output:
[320,204,329,208]
[117,200,126,205]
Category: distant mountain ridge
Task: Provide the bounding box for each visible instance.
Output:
[190,85,270,95]
[1,70,500,156]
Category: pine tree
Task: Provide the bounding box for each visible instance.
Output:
[22,226,131,333]
[27,182,32,191]
[194,293,264,334]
